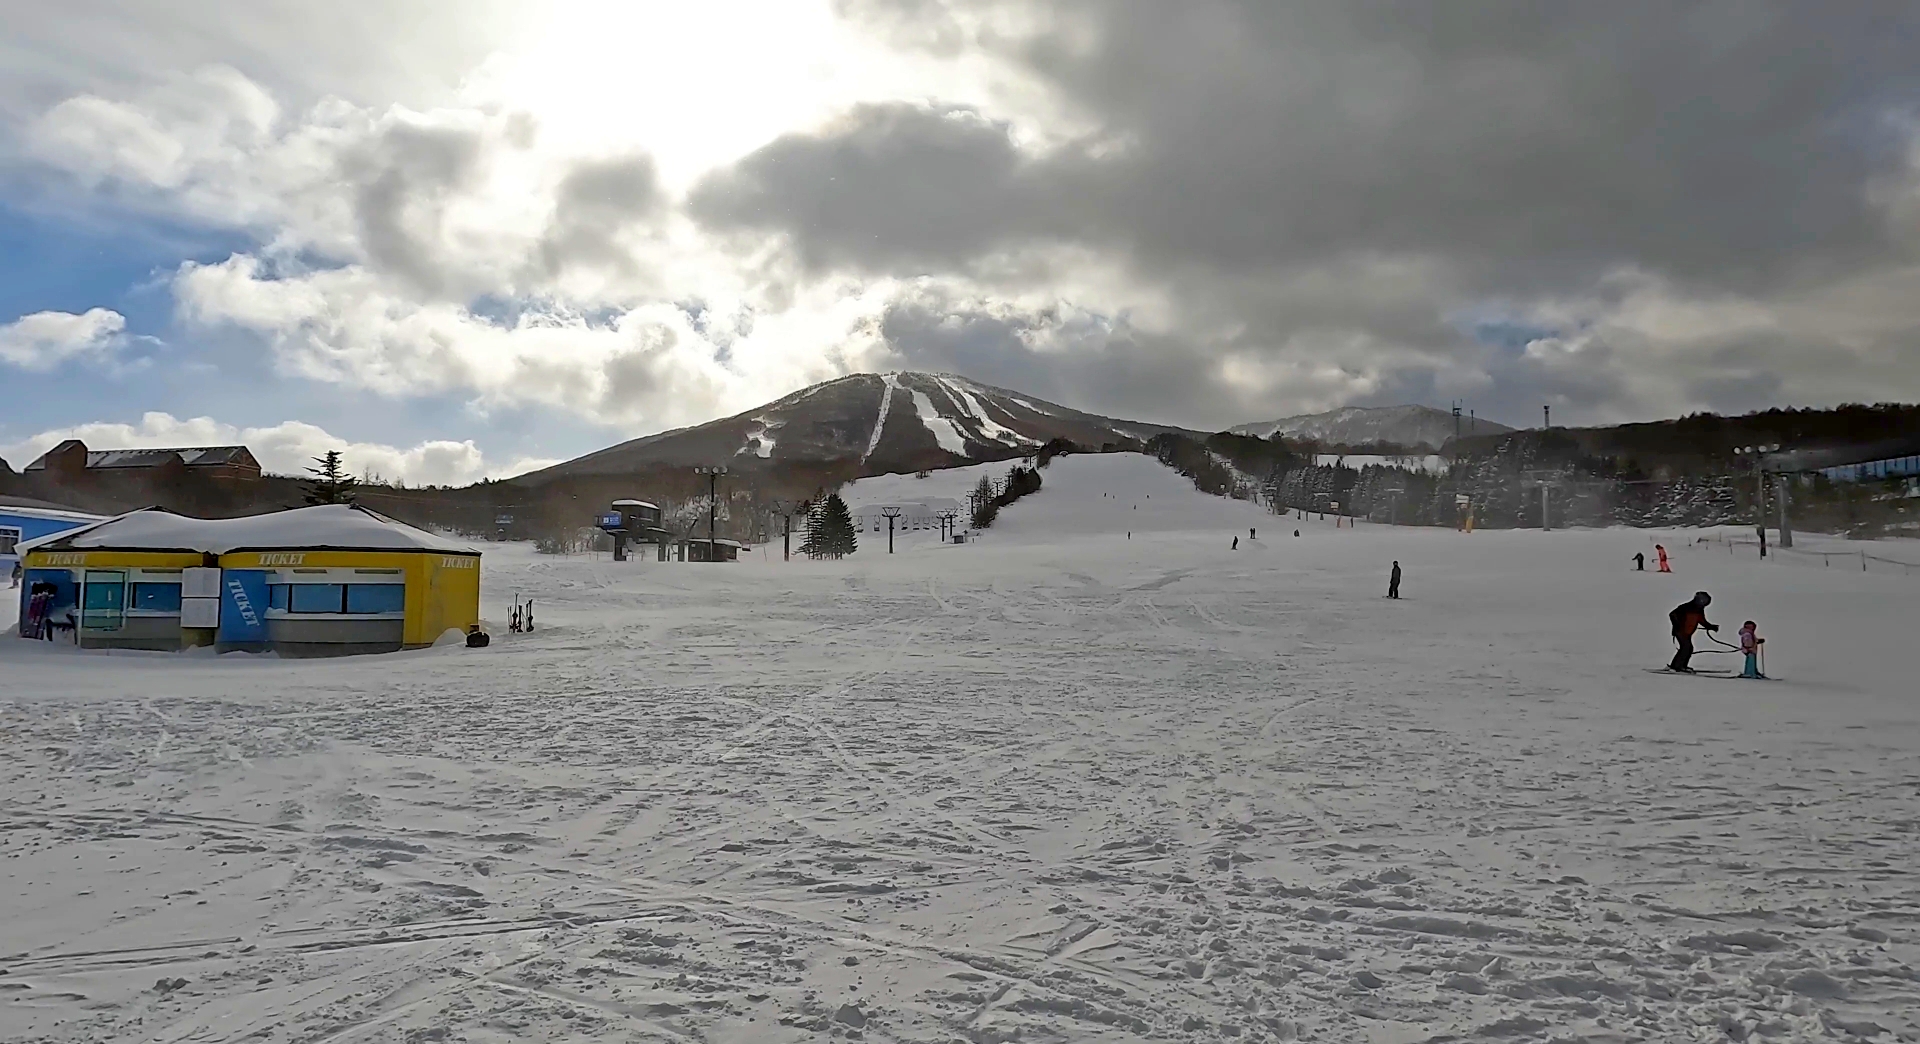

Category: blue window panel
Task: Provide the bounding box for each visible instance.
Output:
[269,585,288,610]
[289,584,345,613]
[345,584,406,614]
[130,582,183,612]
[83,582,124,610]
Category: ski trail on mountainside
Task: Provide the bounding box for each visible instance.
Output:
[936,375,1034,446]
[908,384,968,454]
[861,373,898,463]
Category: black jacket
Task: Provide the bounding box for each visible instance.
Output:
[1669,601,1714,638]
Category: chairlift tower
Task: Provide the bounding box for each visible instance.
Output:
[880,506,902,553]
[1520,470,1564,531]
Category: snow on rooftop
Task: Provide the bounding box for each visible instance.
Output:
[21,504,475,555]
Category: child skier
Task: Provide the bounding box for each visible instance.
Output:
[1655,544,1671,572]
[1738,620,1766,679]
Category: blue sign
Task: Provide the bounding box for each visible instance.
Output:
[598,513,625,529]
[219,570,269,646]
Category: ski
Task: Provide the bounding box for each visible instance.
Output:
[1644,667,1735,676]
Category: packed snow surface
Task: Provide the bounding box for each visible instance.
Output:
[3,453,1916,1043]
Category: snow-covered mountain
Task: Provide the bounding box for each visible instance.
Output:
[1230,405,1513,450]
[517,373,1203,483]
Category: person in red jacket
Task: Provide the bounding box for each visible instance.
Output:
[1667,591,1718,672]
[1655,544,1672,572]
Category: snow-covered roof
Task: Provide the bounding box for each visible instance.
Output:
[19,504,477,555]
[0,495,107,524]
[610,499,659,509]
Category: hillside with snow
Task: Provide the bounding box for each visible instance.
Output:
[517,372,1202,483]
[1233,404,1514,449]
[5,453,1915,1043]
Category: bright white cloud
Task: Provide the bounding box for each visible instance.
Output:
[2,412,553,486]
[0,308,127,371]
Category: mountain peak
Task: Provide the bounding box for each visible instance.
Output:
[516,371,1203,484]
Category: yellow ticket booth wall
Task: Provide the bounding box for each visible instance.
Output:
[217,549,480,656]
[22,550,214,650]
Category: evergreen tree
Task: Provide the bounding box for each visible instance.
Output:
[971,474,999,528]
[303,450,358,505]
[804,494,858,559]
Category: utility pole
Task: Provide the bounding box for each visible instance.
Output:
[1734,446,1778,557]
[880,507,901,553]
[1543,404,1551,429]
[1521,470,1562,531]
[1777,475,1793,548]
[694,465,728,561]
[1452,401,1462,443]
[938,510,957,543]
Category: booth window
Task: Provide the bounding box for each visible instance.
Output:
[0,527,18,555]
[288,583,346,613]
[130,582,183,613]
[345,584,406,614]
[281,582,406,614]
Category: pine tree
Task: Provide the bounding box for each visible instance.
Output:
[971,474,999,529]
[819,493,857,558]
[303,450,358,505]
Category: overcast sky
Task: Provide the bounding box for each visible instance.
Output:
[4,0,1918,483]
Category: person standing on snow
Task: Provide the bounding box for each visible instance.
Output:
[1655,544,1672,572]
[1388,561,1402,599]
[1667,591,1718,672]
[1232,536,1239,550]
[1738,620,1766,679]
[1632,551,1646,571]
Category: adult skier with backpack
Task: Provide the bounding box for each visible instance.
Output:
[1667,591,1718,673]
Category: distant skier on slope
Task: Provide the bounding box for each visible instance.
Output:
[1667,591,1717,673]
[1632,551,1646,571]
[1232,536,1239,550]
[1388,561,1402,599]
[1655,544,1672,572]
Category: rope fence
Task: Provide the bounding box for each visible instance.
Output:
[1684,533,1920,575]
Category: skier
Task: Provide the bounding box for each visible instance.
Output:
[1388,561,1402,599]
[1632,551,1646,571]
[1667,591,1718,673]
[1231,536,1239,550]
[1655,544,1671,572]
[1738,620,1766,679]
[1249,527,1256,540]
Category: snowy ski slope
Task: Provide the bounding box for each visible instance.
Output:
[2,453,1915,1043]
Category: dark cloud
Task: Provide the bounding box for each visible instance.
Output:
[537,153,664,281]
[700,0,1920,425]
[690,104,1060,274]
[346,119,486,297]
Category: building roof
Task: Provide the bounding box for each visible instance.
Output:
[20,504,477,555]
[24,441,257,471]
[610,499,659,509]
[0,495,109,525]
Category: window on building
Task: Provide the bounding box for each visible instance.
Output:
[130,582,183,613]
[269,584,289,610]
[0,527,19,556]
[288,584,346,613]
[345,584,406,614]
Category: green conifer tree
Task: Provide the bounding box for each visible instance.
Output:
[303,450,358,505]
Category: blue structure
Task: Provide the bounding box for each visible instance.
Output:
[1,495,106,580]
[1818,452,1920,483]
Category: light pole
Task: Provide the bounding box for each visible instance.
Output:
[693,465,728,562]
[1734,445,1781,556]
[881,506,902,553]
